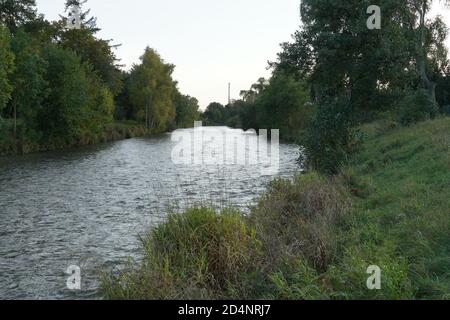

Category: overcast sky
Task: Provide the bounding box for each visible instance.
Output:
[36,0,450,109]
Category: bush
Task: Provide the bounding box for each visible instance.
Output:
[249,173,350,272]
[397,89,438,126]
[101,207,262,300]
[301,97,361,175]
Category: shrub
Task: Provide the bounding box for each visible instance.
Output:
[101,207,262,300]
[397,89,438,126]
[301,97,361,175]
[249,173,350,272]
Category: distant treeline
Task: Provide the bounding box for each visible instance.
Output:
[201,0,450,174]
[0,0,200,154]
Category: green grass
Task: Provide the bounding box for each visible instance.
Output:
[101,117,450,300]
[333,117,450,299]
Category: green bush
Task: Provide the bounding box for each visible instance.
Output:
[101,207,262,300]
[302,98,361,175]
[397,89,438,126]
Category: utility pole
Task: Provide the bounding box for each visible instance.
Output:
[228,82,231,105]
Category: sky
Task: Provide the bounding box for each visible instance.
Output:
[35,0,450,110]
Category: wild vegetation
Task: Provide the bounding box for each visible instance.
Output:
[0,0,200,155]
[2,0,450,300]
[102,0,450,300]
[102,116,450,300]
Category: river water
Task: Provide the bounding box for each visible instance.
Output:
[0,127,300,299]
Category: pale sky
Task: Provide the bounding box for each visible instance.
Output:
[35,0,450,110]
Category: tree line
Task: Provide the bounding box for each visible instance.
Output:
[202,0,450,174]
[0,0,200,153]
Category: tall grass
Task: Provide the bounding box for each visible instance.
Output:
[101,207,262,299]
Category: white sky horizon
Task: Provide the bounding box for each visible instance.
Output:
[36,0,450,110]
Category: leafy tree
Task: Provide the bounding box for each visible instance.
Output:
[0,0,37,32]
[174,91,200,128]
[39,45,112,142]
[274,0,414,112]
[239,77,269,103]
[203,102,226,126]
[255,72,311,139]
[127,47,176,132]
[8,28,48,136]
[58,0,122,96]
[40,45,90,140]
[0,25,14,115]
[59,29,123,96]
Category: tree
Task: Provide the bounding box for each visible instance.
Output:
[174,91,200,128]
[0,0,37,32]
[127,47,176,132]
[59,29,123,96]
[9,28,47,137]
[274,0,415,113]
[40,45,112,142]
[58,0,122,96]
[255,72,311,139]
[0,25,14,115]
[239,77,268,103]
[202,102,226,126]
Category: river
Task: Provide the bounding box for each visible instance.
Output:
[0,127,301,299]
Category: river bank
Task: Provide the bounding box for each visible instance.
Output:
[0,121,149,156]
[101,117,450,300]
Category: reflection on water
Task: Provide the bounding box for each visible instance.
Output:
[0,127,300,299]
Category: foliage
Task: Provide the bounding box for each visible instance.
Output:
[0,25,14,114]
[201,74,312,142]
[397,89,439,125]
[0,0,37,32]
[58,28,123,96]
[302,98,361,175]
[0,1,198,154]
[255,72,311,140]
[173,91,200,129]
[202,102,226,126]
[39,45,112,144]
[127,47,176,133]
[8,28,48,134]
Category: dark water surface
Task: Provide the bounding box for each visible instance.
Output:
[0,127,300,299]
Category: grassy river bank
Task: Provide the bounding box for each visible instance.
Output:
[98,117,449,299]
